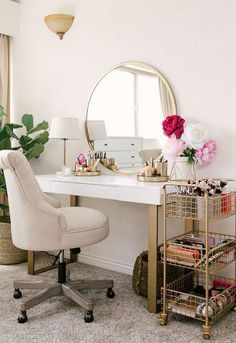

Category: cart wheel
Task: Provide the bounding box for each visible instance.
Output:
[202,324,211,340]
[203,334,210,340]
[159,318,167,326]
[159,312,168,325]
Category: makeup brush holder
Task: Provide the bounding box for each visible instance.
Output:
[154,161,168,177]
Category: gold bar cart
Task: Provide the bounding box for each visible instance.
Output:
[160,180,236,340]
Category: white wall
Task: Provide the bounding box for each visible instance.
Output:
[11,0,236,273]
[0,0,20,36]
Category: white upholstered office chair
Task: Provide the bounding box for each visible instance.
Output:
[0,150,114,323]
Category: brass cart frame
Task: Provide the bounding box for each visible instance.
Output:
[160,180,236,340]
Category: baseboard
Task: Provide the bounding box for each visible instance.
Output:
[77,253,134,275]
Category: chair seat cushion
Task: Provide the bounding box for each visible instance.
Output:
[60,207,109,250]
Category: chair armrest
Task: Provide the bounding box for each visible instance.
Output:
[43,193,61,208]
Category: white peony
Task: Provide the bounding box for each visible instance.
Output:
[182,123,208,150]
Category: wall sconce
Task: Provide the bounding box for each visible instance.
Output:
[44,14,74,40]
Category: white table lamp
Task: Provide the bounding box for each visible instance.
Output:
[49,116,80,169]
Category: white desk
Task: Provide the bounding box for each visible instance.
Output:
[36,174,163,313]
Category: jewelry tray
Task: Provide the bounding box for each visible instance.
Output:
[73,171,101,176]
[137,175,169,182]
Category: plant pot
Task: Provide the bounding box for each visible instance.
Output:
[169,156,196,181]
[0,221,27,264]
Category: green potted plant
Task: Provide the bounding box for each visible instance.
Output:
[0,105,49,264]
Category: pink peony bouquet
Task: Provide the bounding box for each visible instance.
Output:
[162,114,216,165]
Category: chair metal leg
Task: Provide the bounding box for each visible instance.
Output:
[20,284,62,311]
[68,279,114,290]
[62,284,94,311]
[14,280,57,290]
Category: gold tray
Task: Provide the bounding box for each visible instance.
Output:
[137,175,169,182]
[73,171,101,176]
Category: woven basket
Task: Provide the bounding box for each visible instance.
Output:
[132,249,185,298]
[0,221,27,264]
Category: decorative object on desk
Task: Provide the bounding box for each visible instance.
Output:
[137,156,168,182]
[49,116,80,176]
[74,152,101,176]
[0,106,49,264]
[101,157,118,171]
[161,114,216,181]
[91,151,118,171]
[170,156,196,181]
[44,14,74,40]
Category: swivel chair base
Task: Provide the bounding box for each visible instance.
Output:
[13,253,115,323]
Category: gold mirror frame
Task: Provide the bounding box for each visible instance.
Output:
[85,61,177,175]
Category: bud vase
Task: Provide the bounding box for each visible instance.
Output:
[169,156,196,181]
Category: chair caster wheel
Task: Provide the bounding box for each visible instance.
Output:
[84,311,94,323]
[203,334,210,340]
[106,288,115,298]
[18,311,28,323]
[14,288,22,299]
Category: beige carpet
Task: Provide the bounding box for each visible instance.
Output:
[0,255,235,343]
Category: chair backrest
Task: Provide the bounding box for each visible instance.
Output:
[0,150,65,251]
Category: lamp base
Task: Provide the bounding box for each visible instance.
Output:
[56,166,72,177]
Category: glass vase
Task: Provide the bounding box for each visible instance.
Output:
[169,156,196,181]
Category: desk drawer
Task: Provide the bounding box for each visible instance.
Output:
[106,150,142,164]
[94,137,143,151]
[50,181,118,201]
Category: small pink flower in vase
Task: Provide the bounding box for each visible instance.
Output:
[162,134,186,159]
[196,139,217,165]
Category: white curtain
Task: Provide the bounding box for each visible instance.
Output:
[0,34,10,125]
[0,34,9,212]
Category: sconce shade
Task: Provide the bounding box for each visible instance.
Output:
[44,14,74,40]
[49,117,80,140]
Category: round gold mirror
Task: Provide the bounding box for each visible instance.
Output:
[85,61,177,174]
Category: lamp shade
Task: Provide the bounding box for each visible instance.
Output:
[44,14,74,40]
[87,120,107,140]
[49,117,80,140]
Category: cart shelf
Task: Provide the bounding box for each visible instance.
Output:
[161,231,236,272]
[162,271,236,324]
[165,192,235,222]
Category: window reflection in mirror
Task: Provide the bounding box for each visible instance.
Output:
[85,62,177,174]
